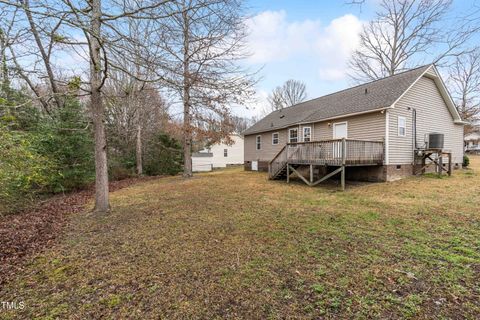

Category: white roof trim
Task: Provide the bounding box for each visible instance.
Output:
[389,65,433,108]
[390,64,463,123]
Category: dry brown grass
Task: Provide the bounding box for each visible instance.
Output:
[1,157,479,319]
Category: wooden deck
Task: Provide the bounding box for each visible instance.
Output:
[268,139,384,189]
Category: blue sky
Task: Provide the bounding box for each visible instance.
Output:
[239,0,479,118]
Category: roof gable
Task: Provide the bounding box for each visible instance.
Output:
[422,65,463,123]
[243,65,432,136]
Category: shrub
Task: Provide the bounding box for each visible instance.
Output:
[463,155,470,168]
[33,98,95,192]
[0,126,54,214]
[108,149,137,180]
[144,133,183,176]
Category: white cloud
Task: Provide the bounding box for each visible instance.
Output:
[246,10,322,64]
[246,11,363,81]
[316,14,363,80]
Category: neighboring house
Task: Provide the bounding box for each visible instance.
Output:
[242,64,465,183]
[465,132,480,153]
[192,134,244,172]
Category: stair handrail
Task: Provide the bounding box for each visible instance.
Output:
[268,145,287,165]
[268,145,287,178]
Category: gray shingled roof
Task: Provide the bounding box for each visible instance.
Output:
[243,65,431,136]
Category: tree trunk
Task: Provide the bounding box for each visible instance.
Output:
[90,0,109,212]
[183,98,192,178]
[0,30,9,98]
[136,123,143,175]
[182,7,193,178]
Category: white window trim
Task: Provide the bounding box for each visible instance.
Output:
[272,132,279,145]
[288,128,298,143]
[303,126,312,142]
[256,135,261,150]
[332,121,348,139]
[398,116,406,137]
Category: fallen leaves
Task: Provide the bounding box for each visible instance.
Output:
[0,175,160,287]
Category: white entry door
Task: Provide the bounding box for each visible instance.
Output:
[333,122,348,159]
[333,122,348,139]
[251,160,258,171]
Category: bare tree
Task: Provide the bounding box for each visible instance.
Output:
[153,0,256,178]
[267,79,307,111]
[0,8,14,99]
[448,48,480,133]
[106,18,160,176]
[104,69,170,176]
[229,115,252,133]
[348,0,473,82]
[0,0,171,212]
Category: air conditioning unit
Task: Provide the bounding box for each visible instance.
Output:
[427,133,444,149]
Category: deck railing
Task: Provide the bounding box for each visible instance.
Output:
[287,139,384,165]
[268,139,384,178]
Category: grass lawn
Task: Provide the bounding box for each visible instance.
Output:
[1,157,479,319]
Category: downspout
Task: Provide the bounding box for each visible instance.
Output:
[409,107,418,164]
[385,110,389,165]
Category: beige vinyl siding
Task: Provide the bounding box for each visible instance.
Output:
[387,108,413,164]
[244,129,287,162]
[388,75,464,164]
[313,112,386,141]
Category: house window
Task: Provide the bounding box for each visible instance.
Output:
[303,127,311,142]
[289,128,298,143]
[224,149,228,157]
[256,135,261,150]
[398,116,406,137]
[272,132,279,145]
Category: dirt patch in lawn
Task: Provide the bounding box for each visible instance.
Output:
[0,176,161,287]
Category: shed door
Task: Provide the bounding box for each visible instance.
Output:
[251,160,258,171]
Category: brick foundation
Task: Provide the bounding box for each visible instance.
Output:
[244,161,269,172]
[384,164,414,181]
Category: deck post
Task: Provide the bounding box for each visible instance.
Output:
[341,138,346,191]
[286,163,290,183]
[309,165,313,183]
[421,154,426,175]
[438,154,443,176]
[447,152,452,176]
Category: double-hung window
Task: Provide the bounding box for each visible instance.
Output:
[224,149,228,157]
[256,135,261,150]
[398,116,406,137]
[289,128,298,143]
[303,127,311,142]
[272,132,279,145]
